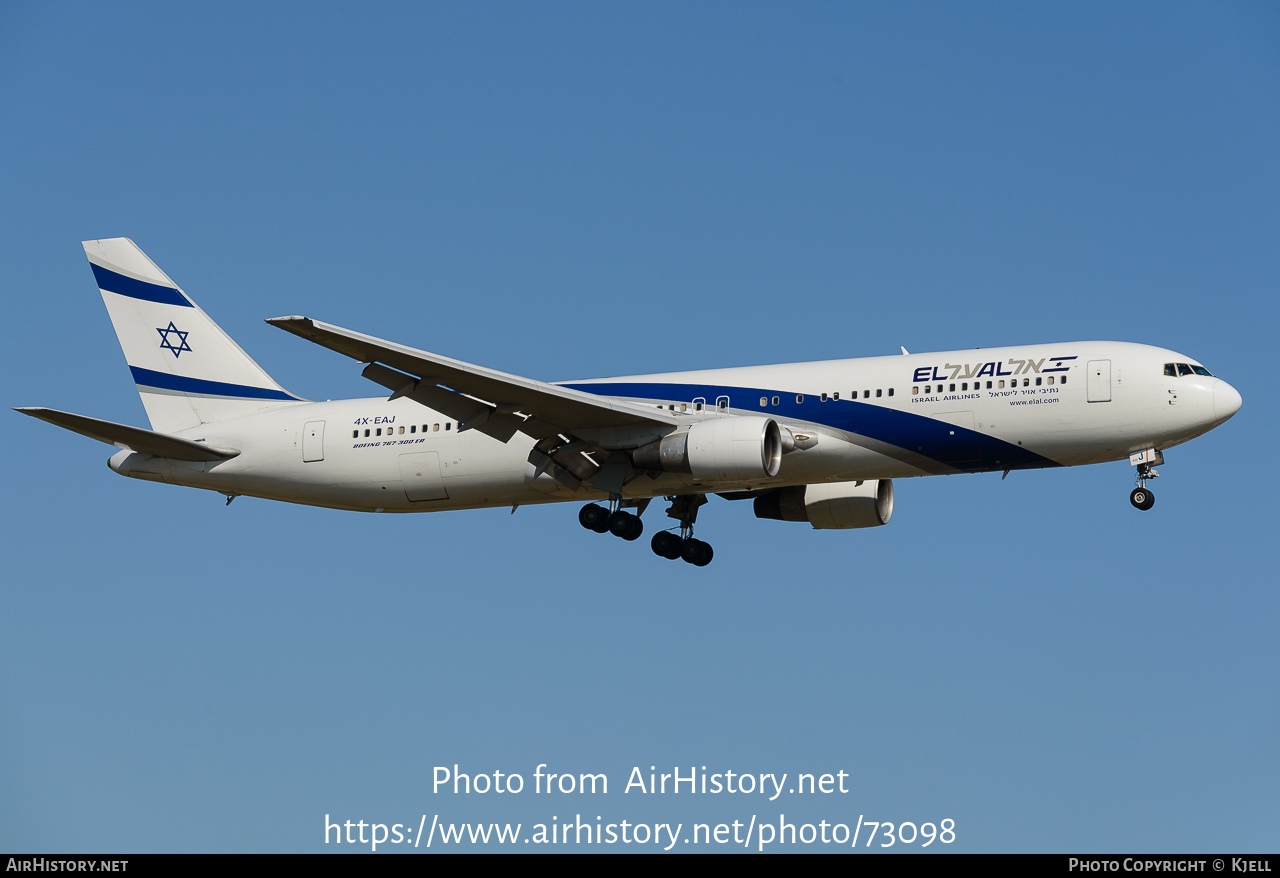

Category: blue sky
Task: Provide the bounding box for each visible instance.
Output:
[2,2,1276,852]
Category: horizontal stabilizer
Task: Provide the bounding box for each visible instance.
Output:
[14,407,240,461]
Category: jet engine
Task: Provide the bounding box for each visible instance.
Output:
[631,416,783,481]
[753,479,894,529]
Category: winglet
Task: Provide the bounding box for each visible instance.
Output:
[900,346,910,355]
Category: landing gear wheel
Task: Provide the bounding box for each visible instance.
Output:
[579,504,611,532]
[651,531,683,559]
[609,511,644,541]
[1130,487,1155,511]
[681,538,714,567]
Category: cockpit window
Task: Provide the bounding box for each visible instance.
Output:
[1192,365,1213,377]
[1163,363,1177,377]
[1177,363,1194,376]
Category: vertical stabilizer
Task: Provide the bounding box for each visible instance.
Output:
[83,238,304,433]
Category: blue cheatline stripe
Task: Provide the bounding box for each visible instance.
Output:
[91,263,192,307]
[130,366,298,400]
[560,381,1061,472]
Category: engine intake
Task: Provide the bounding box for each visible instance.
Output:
[631,416,783,481]
[754,479,894,529]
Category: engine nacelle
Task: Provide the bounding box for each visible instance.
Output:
[631,416,783,481]
[754,479,894,529]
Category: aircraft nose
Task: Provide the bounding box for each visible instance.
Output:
[1213,379,1242,421]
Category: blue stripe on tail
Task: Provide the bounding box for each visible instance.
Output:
[130,366,297,400]
[92,263,193,307]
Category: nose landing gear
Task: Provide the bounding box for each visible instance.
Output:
[1130,486,1155,510]
[1128,448,1162,511]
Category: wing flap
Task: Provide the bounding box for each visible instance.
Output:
[360,363,525,443]
[15,407,240,461]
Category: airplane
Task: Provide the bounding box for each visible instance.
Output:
[17,238,1242,567]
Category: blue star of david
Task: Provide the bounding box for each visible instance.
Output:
[157,321,192,358]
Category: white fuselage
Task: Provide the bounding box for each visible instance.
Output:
[108,341,1240,513]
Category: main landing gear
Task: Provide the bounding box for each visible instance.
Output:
[578,501,644,540]
[651,494,714,567]
[651,530,713,567]
[577,494,715,567]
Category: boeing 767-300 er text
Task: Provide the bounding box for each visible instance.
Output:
[17,239,1242,567]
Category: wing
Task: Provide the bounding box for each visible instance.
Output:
[266,316,679,489]
[15,407,240,461]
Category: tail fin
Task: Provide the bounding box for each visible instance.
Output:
[83,238,304,432]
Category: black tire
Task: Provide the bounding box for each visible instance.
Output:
[681,538,713,566]
[651,531,681,559]
[609,511,641,540]
[1130,488,1155,511]
[624,515,644,541]
[579,504,610,532]
[694,541,713,567]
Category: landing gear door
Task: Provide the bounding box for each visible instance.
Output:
[303,420,325,462]
[1087,360,1111,403]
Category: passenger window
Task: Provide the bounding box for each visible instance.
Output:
[876,389,882,398]
[1046,376,1054,385]
[760,397,768,407]
[821,393,828,402]
[694,397,705,412]
[398,426,405,434]
[1061,376,1067,384]
[376,428,382,436]
[410,425,416,433]
[961,383,967,391]
[1177,363,1194,376]
[913,386,919,395]
[986,381,992,389]
[770,397,779,406]
[888,388,894,397]
[998,380,1004,389]
[1164,363,1177,377]
[445,423,451,431]
[352,430,358,438]
[681,403,688,411]
[1024,378,1030,387]
[948,384,955,392]
[925,385,931,393]
[833,392,840,400]
[796,395,804,404]
[364,429,370,437]
[433,424,439,431]
[861,390,868,399]
[1035,377,1042,386]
